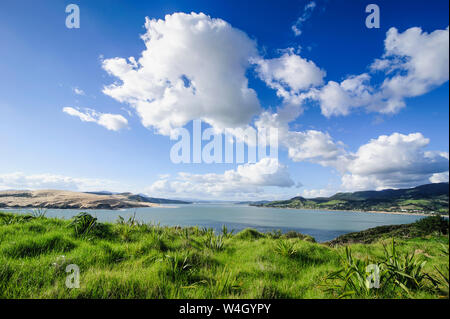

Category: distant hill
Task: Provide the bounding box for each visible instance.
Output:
[253,183,449,214]
[84,192,192,204]
[235,200,272,205]
[0,190,161,210]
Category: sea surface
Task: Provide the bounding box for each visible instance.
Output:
[3,204,426,242]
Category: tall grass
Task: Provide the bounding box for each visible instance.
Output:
[0,211,447,299]
[325,239,444,298]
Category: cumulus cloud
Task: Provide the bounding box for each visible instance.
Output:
[374,27,449,99]
[312,26,449,116]
[254,51,325,96]
[255,124,448,192]
[63,107,128,131]
[314,74,374,117]
[146,158,297,199]
[430,171,449,183]
[0,172,125,192]
[102,12,260,136]
[254,110,347,169]
[285,130,348,168]
[250,26,449,183]
[300,187,338,198]
[341,133,449,190]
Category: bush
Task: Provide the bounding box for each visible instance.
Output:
[235,228,264,240]
[274,240,297,258]
[283,231,316,242]
[69,212,98,237]
[414,215,449,235]
[325,239,436,298]
[204,233,225,251]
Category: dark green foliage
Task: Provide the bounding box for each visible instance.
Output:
[328,216,449,245]
[203,233,225,251]
[0,212,34,225]
[326,240,438,298]
[283,230,316,242]
[69,212,98,237]
[414,215,448,235]
[256,183,449,214]
[274,240,297,257]
[235,228,264,240]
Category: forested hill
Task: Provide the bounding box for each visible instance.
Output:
[253,183,449,214]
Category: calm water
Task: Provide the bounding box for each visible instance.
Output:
[3,204,425,242]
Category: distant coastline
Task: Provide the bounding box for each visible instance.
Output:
[0,190,190,210]
[250,183,449,216]
[253,205,438,216]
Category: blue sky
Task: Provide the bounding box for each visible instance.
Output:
[0,0,448,200]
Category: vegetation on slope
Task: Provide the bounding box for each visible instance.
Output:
[0,211,448,299]
[327,215,449,245]
[255,183,449,214]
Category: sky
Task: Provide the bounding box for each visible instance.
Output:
[0,0,448,200]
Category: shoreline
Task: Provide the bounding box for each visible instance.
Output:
[253,205,446,217]
[0,203,160,210]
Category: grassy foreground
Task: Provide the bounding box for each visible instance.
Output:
[0,211,448,299]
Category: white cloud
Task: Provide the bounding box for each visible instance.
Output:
[376,26,449,100]
[291,1,317,36]
[301,187,337,198]
[253,51,325,96]
[285,130,346,166]
[63,107,128,131]
[146,158,297,200]
[341,133,449,190]
[73,87,85,96]
[430,171,449,183]
[255,111,347,169]
[0,172,125,192]
[314,74,373,117]
[250,27,449,193]
[102,12,260,136]
[313,26,449,116]
[253,124,448,192]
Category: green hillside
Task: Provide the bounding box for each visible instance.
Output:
[0,212,448,299]
[254,183,449,214]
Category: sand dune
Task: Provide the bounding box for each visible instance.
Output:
[0,190,158,209]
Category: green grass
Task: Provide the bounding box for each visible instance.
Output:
[0,211,448,299]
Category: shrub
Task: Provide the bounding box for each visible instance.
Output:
[69,213,98,237]
[204,233,225,251]
[164,253,194,280]
[283,231,316,242]
[414,215,449,235]
[221,225,234,238]
[432,243,449,298]
[325,239,436,298]
[274,240,297,258]
[325,246,383,298]
[381,239,433,294]
[0,213,34,225]
[235,228,264,240]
